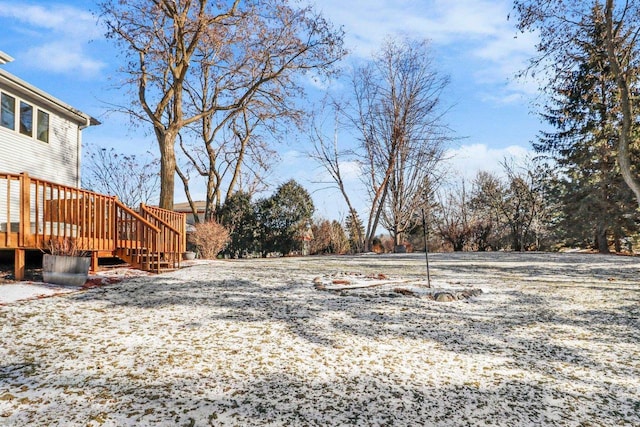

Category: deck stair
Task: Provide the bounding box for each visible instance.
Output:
[1,172,186,278]
[112,200,184,273]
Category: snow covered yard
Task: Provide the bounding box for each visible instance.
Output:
[0,252,638,426]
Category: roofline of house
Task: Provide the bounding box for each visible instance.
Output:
[173,201,207,212]
[0,68,100,128]
[0,52,14,65]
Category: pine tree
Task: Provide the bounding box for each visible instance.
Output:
[217,191,256,258]
[535,4,638,253]
[344,212,365,253]
[255,180,315,257]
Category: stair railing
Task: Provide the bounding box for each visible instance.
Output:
[140,204,184,270]
[114,200,161,272]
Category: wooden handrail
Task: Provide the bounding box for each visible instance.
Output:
[140,204,181,235]
[114,200,160,233]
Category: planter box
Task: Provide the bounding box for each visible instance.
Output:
[42,254,91,287]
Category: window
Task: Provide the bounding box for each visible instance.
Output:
[0,92,51,142]
[1,92,15,130]
[19,101,33,137]
[37,110,49,143]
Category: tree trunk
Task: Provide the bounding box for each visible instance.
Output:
[604,0,640,208]
[176,164,199,223]
[511,226,522,252]
[366,179,391,251]
[158,132,177,210]
[596,225,610,254]
[393,226,401,247]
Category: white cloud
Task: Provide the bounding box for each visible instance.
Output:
[0,3,101,37]
[25,42,104,76]
[317,0,520,54]
[314,0,538,103]
[310,159,363,187]
[444,143,532,181]
[426,0,508,41]
[0,1,105,77]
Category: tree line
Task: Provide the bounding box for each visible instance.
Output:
[82,0,640,256]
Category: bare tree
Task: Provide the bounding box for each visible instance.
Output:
[468,172,502,251]
[346,37,451,250]
[472,158,549,251]
[434,181,473,252]
[308,107,364,251]
[175,3,345,222]
[99,0,242,209]
[82,144,160,207]
[99,0,345,210]
[176,106,279,223]
[310,218,349,255]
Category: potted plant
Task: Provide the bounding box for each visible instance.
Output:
[42,238,91,286]
[183,250,196,260]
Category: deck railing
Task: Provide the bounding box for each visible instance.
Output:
[0,172,21,248]
[140,204,185,271]
[1,172,186,277]
[1,172,117,251]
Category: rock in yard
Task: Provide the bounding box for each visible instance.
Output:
[434,292,456,302]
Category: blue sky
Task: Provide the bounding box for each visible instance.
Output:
[0,0,541,220]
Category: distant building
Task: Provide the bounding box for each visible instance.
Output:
[0,50,98,187]
[173,200,207,226]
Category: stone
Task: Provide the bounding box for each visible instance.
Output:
[434,292,456,302]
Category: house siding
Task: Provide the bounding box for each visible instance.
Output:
[0,101,80,187]
[0,178,19,231]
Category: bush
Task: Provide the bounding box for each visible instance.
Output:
[189,221,230,259]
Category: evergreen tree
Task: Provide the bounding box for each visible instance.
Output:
[344,212,365,253]
[255,180,315,257]
[535,4,638,252]
[217,192,256,258]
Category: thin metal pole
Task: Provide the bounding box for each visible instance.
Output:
[421,208,431,288]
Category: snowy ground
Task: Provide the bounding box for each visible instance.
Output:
[0,252,638,426]
[0,266,152,305]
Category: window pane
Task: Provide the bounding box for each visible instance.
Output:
[37,110,49,143]
[1,93,15,130]
[19,101,33,137]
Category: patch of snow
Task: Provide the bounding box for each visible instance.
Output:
[0,282,78,304]
[0,252,638,425]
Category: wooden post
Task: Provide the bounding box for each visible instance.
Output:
[14,248,25,280]
[182,212,187,253]
[19,173,31,247]
[111,197,118,252]
[90,251,99,274]
[421,208,431,288]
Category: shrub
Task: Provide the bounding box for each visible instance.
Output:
[45,237,90,257]
[310,219,350,255]
[189,221,230,259]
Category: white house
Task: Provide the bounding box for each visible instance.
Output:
[0,50,98,187]
[0,51,188,279]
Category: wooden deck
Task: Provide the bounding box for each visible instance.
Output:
[1,172,186,279]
